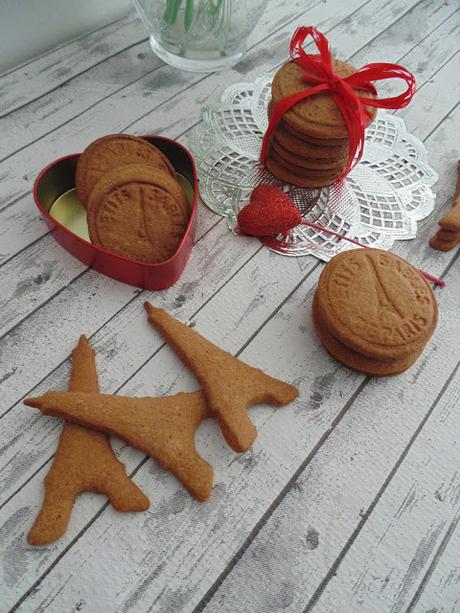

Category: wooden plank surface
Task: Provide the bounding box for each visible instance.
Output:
[0,13,147,117]
[0,0,459,611]
[411,516,460,612]
[315,358,460,613]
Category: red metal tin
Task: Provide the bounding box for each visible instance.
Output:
[33,136,198,290]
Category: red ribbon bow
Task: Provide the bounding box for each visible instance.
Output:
[261,26,416,178]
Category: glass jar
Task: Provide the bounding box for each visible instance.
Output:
[133,0,269,72]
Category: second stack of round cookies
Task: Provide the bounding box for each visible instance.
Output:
[312,249,438,376]
[265,59,376,188]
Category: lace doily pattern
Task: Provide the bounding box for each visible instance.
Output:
[188,76,438,260]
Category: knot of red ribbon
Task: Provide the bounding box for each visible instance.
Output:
[261,26,416,178]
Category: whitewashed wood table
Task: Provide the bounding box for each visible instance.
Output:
[1,2,460,612]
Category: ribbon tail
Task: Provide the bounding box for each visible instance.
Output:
[346,63,416,109]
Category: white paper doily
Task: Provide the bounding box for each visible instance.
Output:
[188,76,439,261]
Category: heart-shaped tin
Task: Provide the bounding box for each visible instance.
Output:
[33,136,198,290]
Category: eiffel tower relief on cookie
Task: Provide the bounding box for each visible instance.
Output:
[27,336,149,546]
[144,302,299,453]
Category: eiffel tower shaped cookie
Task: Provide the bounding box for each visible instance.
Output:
[25,390,213,502]
[27,336,149,546]
[430,160,460,251]
[144,302,299,453]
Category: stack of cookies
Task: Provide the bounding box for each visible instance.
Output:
[312,249,438,376]
[265,59,376,188]
[76,134,189,264]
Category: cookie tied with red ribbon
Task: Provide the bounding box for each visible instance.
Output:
[262,26,416,187]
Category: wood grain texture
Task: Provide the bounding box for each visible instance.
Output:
[1,0,459,612]
[410,515,460,612]
[315,359,460,613]
[0,13,146,117]
[0,40,161,162]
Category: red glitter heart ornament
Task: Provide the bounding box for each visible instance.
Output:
[237,185,301,236]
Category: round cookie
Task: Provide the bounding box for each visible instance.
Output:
[88,163,187,217]
[271,138,347,171]
[87,164,188,263]
[281,116,349,147]
[312,294,422,376]
[268,147,345,177]
[268,149,344,176]
[274,121,349,159]
[316,249,438,361]
[271,60,377,139]
[267,100,348,147]
[266,151,344,188]
[76,134,176,207]
[430,233,460,252]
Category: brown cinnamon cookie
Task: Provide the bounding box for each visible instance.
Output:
[429,161,460,251]
[436,228,459,241]
[274,121,349,159]
[437,161,460,231]
[316,249,438,361]
[27,336,149,546]
[76,134,176,206]
[438,208,460,232]
[144,303,298,453]
[312,295,422,376]
[25,390,214,502]
[271,60,376,139]
[429,231,460,252]
[87,165,189,263]
[265,152,343,188]
[267,100,348,147]
[280,117,349,147]
[271,138,347,171]
[268,149,344,176]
